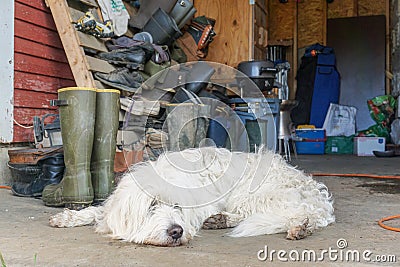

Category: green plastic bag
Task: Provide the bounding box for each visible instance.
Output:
[358,95,397,142]
[367,95,396,126]
[357,124,390,141]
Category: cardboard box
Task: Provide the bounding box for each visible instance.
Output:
[325,136,354,154]
[295,129,326,155]
[354,137,385,156]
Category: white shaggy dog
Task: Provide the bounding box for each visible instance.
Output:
[49,147,335,246]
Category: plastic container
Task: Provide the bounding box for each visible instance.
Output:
[295,129,326,154]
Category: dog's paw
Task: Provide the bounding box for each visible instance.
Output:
[202,213,228,230]
[286,218,312,240]
[49,208,75,228]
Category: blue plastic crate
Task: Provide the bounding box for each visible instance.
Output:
[295,129,325,140]
[295,129,326,154]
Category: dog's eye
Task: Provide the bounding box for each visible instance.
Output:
[173,204,182,211]
[148,205,157,213]
[150,197,159,207]
[148,197,160,213]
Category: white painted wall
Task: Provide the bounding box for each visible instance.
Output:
[0,0,14,143]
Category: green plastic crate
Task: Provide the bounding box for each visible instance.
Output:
[325,136,354,154]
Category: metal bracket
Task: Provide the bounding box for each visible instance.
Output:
[50,100,68,106]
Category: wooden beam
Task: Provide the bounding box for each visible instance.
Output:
[79,0,98,8]
[249,3,255,60]
[94,80,108,89]
[292,1,298,98]
[353,0,359,16]
[385,0,390,95]
[77,31,108,52]
[46,0,97,88]
[86,56,116,73]
[322,0,327,46]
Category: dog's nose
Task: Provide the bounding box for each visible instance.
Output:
[167,224,183,240]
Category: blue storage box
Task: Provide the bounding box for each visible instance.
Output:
[295,129,326,154]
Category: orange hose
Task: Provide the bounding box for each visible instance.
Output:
[312,173,400,180]
[0,185,11,190]
[378,215,400,232]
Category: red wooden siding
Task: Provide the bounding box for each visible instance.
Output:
[13,0,75,142]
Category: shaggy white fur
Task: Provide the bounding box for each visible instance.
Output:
[49,147,335,246]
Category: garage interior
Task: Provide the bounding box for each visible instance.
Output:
[1,0,400,266]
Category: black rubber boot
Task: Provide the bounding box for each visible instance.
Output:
[94,68,144,93]
[97,46,151,67]
[11,153,65,197]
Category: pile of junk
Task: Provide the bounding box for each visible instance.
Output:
[8,0,289,210]
[8,0,219,209]
[76,0,223,160]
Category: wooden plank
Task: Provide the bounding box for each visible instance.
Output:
[14,36,69,63]
[69,7,88,21]
[46,0,97,88]
[94,80,107,89]
[14,89,57,109]
[327,0,357,18]
[358,0,386,16]
[13,126,34,143]
[255,3,267,28]
[386,0,390,95]
[354,0,359,16]
[268,0,295,43]
[194,0,251,67]
[322,0,327,45]
[14,19,63,49]
[14,71,75,93]
[297,0,326,48]
[69,6,102,23]
[14,53,74,79]
[249,4,254,60]
[15,1,57,31]
[77,31,108,52]
[255,0,267,12]
[254,2,268,59]
[86,56,116,73]
[79,0,98,8]
[291,1,298,98]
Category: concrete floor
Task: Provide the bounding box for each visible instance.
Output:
[1,154,400,267]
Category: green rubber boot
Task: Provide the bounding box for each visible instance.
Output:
[91,89,120,203]
[42,87,96,210]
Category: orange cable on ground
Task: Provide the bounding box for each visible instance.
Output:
[311,172,400,232]
[312,172,400,180]
[378,215,400,232]
[0,185,11,190]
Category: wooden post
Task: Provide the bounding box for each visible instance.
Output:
[292,1,298,98]
[386,0,391,95]
[249,2,255,61]
[46,0,97,88]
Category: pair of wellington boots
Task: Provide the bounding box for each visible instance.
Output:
[42,88,120,210]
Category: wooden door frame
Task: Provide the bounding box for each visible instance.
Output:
[0,0,14,143]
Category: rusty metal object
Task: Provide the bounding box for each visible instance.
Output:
[8,146,63,165]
